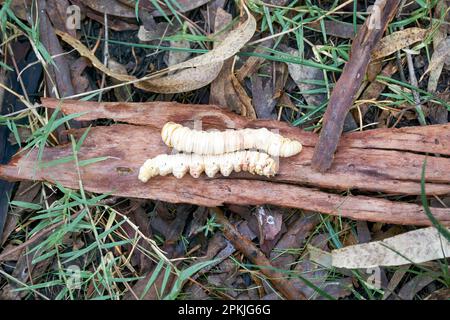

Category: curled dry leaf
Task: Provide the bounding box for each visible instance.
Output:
[136,61,224,93]
[398,274,435,300]
[423,37,450,92]
[270,213,320,268]
[56,5,256,93]
[208,7,256,117]
[372,28,428,60]
[330,227,450,269]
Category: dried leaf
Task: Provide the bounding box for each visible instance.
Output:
[251,61,288,119]
[382,266,409,300]
[255,207,282,241]
[137,62,224,93]
[203,0,227,31]
[121,0,212,17]
[86,0,136,18]
[286,48,326,107]
[136,12,176,41]
[236,48,265,83]
[423,37,450,91]
[1,0,32,22]
[331,227,450,269]
[46,0,77,37]
[270,213,319,268]
[424,92,449,124]
[69,0,139,31]
[39,0,75,98]
[372,28,427,60]
[398,274,435,300]
[56,5,256,93]
[230,73,256,118]
[295,234,353,300]
[69,57,91,94]
[208,8,256,116]
[154,6,256,73]
[354,61,398,117]
[425,287,450,300]
[209,8,253,115]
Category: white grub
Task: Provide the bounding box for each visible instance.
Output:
[161,122,302,157]
[138,151,278,182]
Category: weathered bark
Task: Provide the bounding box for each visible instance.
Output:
[311,0,401,172]
[41,98,450,195]
[42,98,450,156]
[1,99,449,226]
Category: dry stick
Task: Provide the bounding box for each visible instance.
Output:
[211,208,307,300]
[405,51,426,125]
[311,0,401,172]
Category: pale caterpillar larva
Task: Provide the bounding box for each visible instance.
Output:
[138,151,278,182]
[161,122,302,157]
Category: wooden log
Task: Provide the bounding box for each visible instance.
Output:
[0,124,449,226]
[42,98,450,155]
[40,98,450,195]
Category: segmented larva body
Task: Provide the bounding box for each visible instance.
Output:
[161,122,302,157]
[138,151,278,182]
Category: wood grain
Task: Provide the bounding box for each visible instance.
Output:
[1,100,449,226]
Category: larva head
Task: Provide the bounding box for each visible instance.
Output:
[138,159,159,182]
[204,156,220,178]
[172,155,189,179]
[161,122,182,147]
[189,154,204,178]
[219,156,233,177]
[280,140,302,157]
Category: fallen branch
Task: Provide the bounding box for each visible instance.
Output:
[0,99,449,226]
[41,98,450,195]
[311,0,401,172]
[43,98,450,156]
